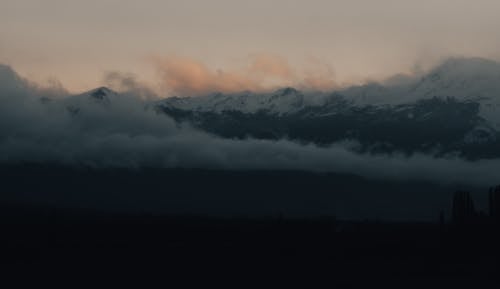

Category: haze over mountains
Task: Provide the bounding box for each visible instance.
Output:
[159,57,500,159]
[2,57,500,187]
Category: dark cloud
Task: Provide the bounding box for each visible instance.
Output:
[1,64,499,186]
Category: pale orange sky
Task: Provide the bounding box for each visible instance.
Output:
[1,0,500,95]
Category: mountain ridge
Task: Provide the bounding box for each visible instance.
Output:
[152,57,500,159]
[33,57,500,159]
[157,57,500,125]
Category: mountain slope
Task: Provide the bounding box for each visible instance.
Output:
[160,87,329,115]
[32,58,500,159]
[156,58,500,159]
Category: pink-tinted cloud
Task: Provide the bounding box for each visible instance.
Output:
[153,54,336,96]
[248,53,295,79]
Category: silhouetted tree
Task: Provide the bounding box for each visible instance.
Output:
[489,185,500,224]
[452,191,477,226]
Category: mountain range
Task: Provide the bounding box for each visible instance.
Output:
[47,57,500,160]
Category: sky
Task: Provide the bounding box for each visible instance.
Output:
[2,0,500,94]
[2,2,500,219]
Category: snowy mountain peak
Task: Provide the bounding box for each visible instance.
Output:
[410,57,500,101]
[67,86,117,104]
[433,57,500,77]
[156,57,500,130]
[55,87,119,115]
[89,86,115,100]
[276,87,299,96]
[158,87,315,115]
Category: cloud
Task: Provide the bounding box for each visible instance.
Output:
[103,71,157,100]
[1,63,500,187]
[152,54,337,96]
[248,53,295,79]
[154,56,259,96]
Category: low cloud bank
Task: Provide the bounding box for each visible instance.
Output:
[1,64,499,186]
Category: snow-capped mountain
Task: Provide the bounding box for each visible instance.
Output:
[64,86,116,105]
[409,58,500,100]
[407,58,500,129]
[158,87,328,116]
[36,86,117,118]
[35,57,500,159]
[158,57,500,128]
[155,57,500,159]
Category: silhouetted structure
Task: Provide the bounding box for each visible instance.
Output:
[489,185,500,223]
[439,210,445,228]
[452,191,477,225]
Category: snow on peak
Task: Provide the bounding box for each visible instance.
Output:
[89,87,115,100]
[159,87,327,115]
[66,86,117,105]
[406,57,500,128]
[434,57,500,76]
[410,57,500,101]
[157,57,500,127]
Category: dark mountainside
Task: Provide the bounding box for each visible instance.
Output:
[1,165,500,285]
[2,172,496,282]
[0,164,483,220]
[160,97,498,158]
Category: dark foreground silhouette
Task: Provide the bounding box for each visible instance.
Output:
[1,205,499,286]
[0,165,499,286]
